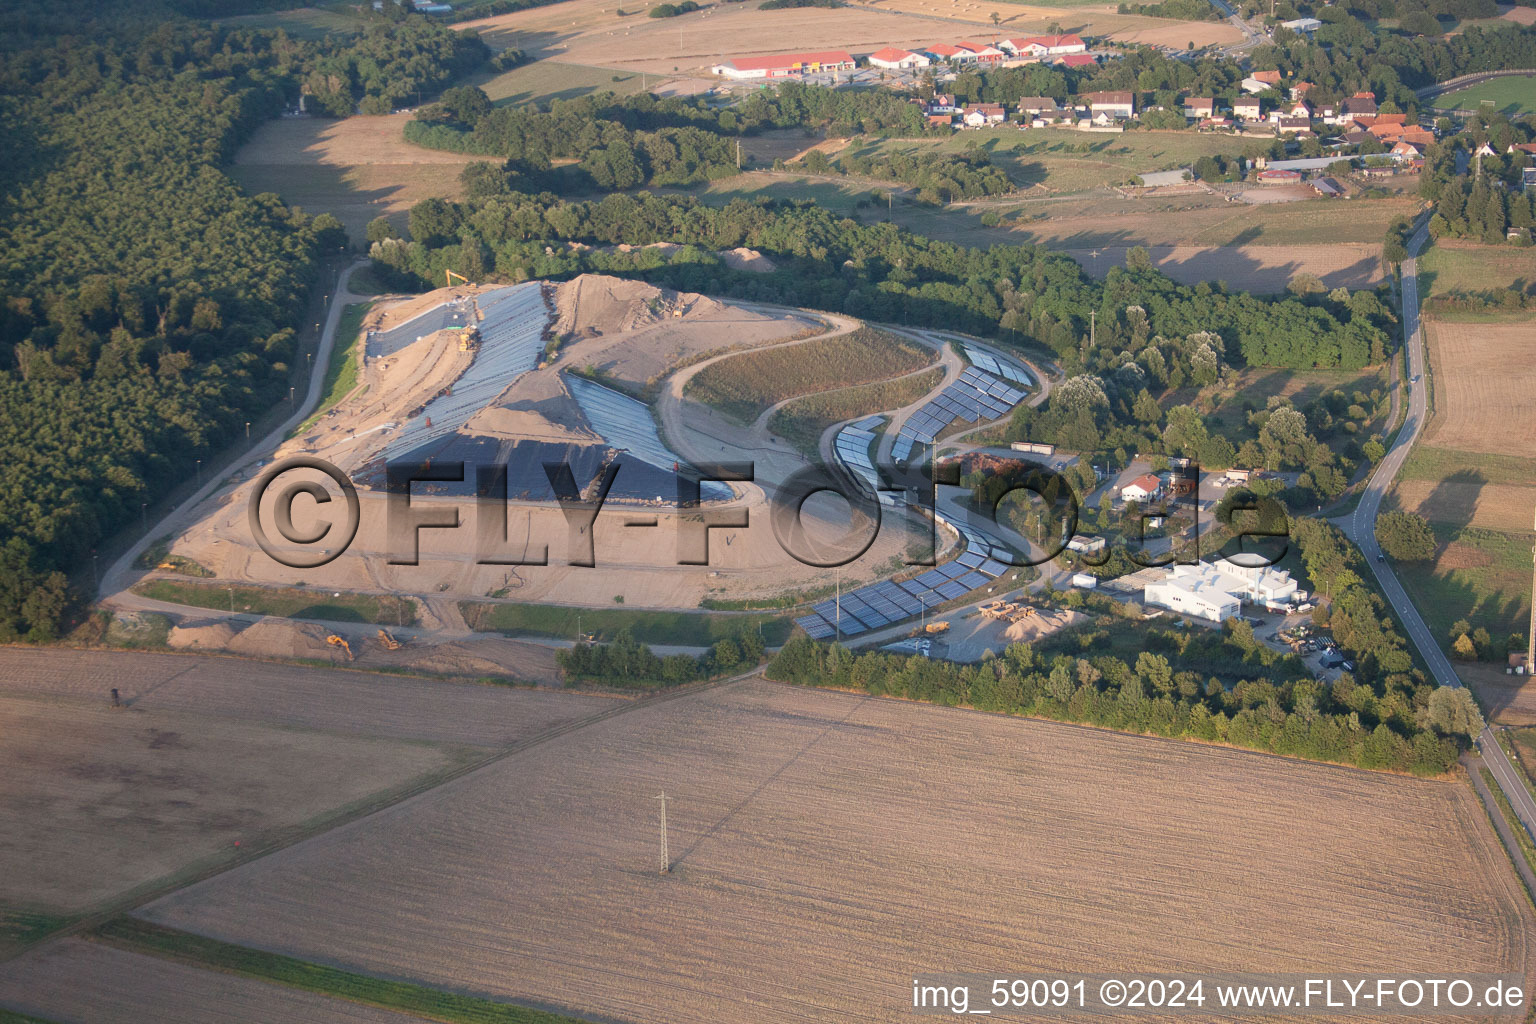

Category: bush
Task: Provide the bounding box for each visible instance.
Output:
[1376,510,1436,561]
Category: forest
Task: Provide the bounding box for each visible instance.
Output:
[0,18,485,640]
[797,146,1016,202]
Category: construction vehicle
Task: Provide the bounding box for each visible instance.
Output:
[924,621,950,634]
[376,629,403,651]
[445,269,473,288]
[325,634,353,660]
[156,561,177,570]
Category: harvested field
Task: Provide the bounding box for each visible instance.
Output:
[1391,477,1536,534]
[1424,316,1536,457]
[1066,242,1384,292]
[468,59,649,107]
[685,326,935,423]
[0,696,460,916]
[231,115,480,244]
[142,679,1532,1024]
[1464,662,1536,727]
[0,939,422,1024]
[0,647,604,750]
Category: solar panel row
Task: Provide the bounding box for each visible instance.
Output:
[963,346,1033,387]
[566,374,732,502]
[892,366,1027,462]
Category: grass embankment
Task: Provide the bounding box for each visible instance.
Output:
[295,301,373,435]
[1480,766,1536,880]
[685,327,933,424]
[135,580,417,626]
[769,366,944,456]
[462,601,792,646]
[1502,729,1536,799]
[95,918,588,1024]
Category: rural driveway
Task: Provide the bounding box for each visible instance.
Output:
[99,260,371,616]
[1335,219,1536,843]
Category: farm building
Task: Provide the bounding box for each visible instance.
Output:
[710,51,856,79]
[1311,176,1343,196]
[1119,473,1162,503]
[1082,90,1134,118]
[1015,97,1059,116]
[1257,157,1335,171]
[1139,168,1192,186]
[867,47,929,69]
[1183,97,1215,119]
[1257,168,1303,184]
[1233,97,1262,120]
[1241,69,1283,94]
[1066,535,1106,554]
[999,33,1087,56]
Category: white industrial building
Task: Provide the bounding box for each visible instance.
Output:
[1143,558,1302,622]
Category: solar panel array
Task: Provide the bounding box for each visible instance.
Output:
[962,346,1033,387]
[566,374,731,502]
[793,513,1013,640]
[381,284,548,461]
[891,367,1027,462]
[832,416,882,496]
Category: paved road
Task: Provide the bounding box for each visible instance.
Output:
[1335,219,1536,842]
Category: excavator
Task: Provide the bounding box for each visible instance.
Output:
[443,270,482,352]
[376,629,404,651]
[325,634,353,661]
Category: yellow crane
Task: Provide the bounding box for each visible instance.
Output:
[445,269,472,288]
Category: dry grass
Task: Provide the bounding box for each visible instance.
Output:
[142,679,1532,1024]
[1424,316,1536,458]
[232,115,482,244]
[1420,241,1536,297]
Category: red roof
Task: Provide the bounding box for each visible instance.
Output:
[724,51,855,72]
[1122,474,1162,494]
[1057,53,1097,66]
[1251,69,1283,84]
[869,47,916,62]
[925,43,964,56]
[1257,168,1302,179]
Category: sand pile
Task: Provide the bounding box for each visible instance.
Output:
[552,275,717,339]
[167,619,241,651]
[1003,607,1085,642]
[719,247,777,273]
[225,618,350,664]
[463,370,601,444]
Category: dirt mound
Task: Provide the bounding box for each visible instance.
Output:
[719,247,777,273]
[355,636,561,685]
[225,618,350,664]
[167,619,241,651]
[552,274,720,339]
[463,369,600,444]
[1003,607,1085,642]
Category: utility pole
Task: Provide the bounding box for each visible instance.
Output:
[656,791,670,874]
[1089,309,1096,348]
[835,567,841,641]
[140,502,147,532]
[736,137,741,169]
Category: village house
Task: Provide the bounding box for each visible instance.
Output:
[1390,140,1424,163]
[1082,89,1134,118]
[710,51,856,79]
[867,47,929,70]
[1233,97,1262,120]
[1183,97,1215,119]
[1118,473,1163,503]
[1274,116,1311,134]
[961,103,1007,126]
[928,93,960,113]
[1015,96,1060,117]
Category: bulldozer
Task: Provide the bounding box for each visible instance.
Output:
[325,634,353,661]
[376,629,403,651]
[924,621,950,634]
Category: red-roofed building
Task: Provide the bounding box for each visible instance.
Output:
[999,33,1086,56]
[1056,52,1098,67]
[710,51,856,79]
[955,41,1006,62]
[868,47,930,69]
[1119,474,1163,503]
[1508,142,1536,157]
[1257,168,1302,184]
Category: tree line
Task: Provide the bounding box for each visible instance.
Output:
[556,627,766,686]
[0,19,481,641]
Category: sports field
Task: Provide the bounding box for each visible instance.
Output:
[137,678,1533,1024]
[1431,75,1536,116]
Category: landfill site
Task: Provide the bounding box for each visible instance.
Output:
[157,274,930,623]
